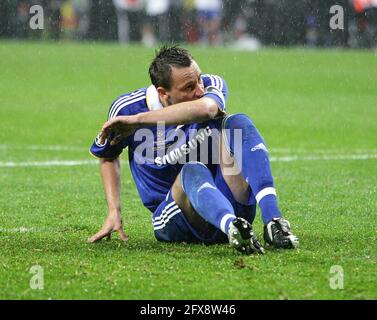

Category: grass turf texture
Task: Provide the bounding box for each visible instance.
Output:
[0,41,376,299]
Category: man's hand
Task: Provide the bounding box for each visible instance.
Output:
[88,212,129,243]
[99,115,139,146]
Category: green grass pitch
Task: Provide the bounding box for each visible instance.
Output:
[0,41,376,299]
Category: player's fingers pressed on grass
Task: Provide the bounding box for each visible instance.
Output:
[87,228,112,243]
[88,213,129,243]
[88,227,129,243]
[117,229,129,242]
[87,217,114,243]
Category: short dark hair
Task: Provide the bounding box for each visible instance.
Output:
[149,45,193,90]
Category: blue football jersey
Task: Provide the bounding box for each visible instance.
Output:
[90,74,228,212]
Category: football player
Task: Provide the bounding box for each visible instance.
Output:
[88,46,298,253]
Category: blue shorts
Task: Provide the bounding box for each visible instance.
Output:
[152,165,257,244]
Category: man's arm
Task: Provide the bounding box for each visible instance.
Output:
[88,157,128,243]
[136,96,224,126]
[100,157,121,213]
[100,97,225,145]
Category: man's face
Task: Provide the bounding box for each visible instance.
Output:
[161,60,205,106]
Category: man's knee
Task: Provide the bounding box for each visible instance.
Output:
[223,113,255,131]
[180,161,211,193]
[223,113,264,150]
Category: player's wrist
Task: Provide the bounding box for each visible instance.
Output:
[108,207,121,216]
[132,113,143,127]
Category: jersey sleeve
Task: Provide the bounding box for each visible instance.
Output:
[89,90,146,159]
[201,74,228,112]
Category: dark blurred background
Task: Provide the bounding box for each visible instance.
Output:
[1,0,377,48]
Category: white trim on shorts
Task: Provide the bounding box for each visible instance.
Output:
[152,200,182,231]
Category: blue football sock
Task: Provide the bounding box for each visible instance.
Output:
[180,161,236,235]
[223,114,281,224]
